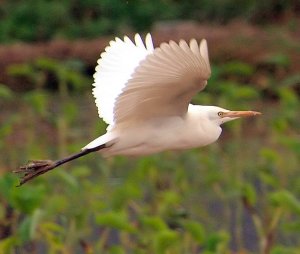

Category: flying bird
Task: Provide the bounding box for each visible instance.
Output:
[16,33,261,185]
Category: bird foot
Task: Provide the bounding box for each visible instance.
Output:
[14,160,56,186]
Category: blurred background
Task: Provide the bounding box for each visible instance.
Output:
[0,0,300,253]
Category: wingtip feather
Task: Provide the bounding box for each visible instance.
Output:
[199,39,210,71]
[145,33,154,51]
[92,33,153,126]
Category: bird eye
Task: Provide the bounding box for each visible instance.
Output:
[217,112,224,117]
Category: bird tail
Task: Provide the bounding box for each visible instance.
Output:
[82,133,116,151]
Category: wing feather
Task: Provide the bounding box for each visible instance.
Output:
[92,33,153,126]
[145,34,154,51]
[113,38,211,125]
[200,39,210,69]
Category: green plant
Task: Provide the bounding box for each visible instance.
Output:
[1,56,300,253]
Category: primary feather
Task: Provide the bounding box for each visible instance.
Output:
[92,33,153,127]
[93,33,210,128]
[82,33,259,153]
[85,33,211,150]
[15,33,260,186]
[113,37,211,125]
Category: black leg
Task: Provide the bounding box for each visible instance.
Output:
[14,144,106,186]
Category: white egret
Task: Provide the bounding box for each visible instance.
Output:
[16,33,261,185]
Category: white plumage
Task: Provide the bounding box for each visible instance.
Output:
[83,33,260,156]
[93,34,154,127]
[17,33,261,185]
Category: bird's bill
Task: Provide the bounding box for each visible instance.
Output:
[223,111,261,118]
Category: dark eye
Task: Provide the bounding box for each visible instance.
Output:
[217,112,224,117]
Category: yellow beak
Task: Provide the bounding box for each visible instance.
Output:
[223,111,262,118]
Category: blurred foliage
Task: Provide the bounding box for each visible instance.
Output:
[0,1,299,252]
[0,51,299,253]
[0,0,299,42]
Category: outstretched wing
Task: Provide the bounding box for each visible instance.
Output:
[113,38,211,125]
[92,34,154,126]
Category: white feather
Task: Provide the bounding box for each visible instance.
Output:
[92,33,153,127]
[85,34,211,150]
[82,34,259,153]
[113,38,211,125]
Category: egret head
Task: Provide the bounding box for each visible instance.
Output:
[204,106,261,125]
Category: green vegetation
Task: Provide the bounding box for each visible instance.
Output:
[0,54,299,253]
[0,0,299,42]
[0,0,300,253]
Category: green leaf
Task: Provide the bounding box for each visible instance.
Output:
[63,101,78,123]
[108,245,126,254]
[23,90,49,116]
[160,190,181,206]
[216,82,259,109]
[278,87,299,108]
[95,211,135,232]
[154,230,179,254]
[35,58,58,72]
[278,136,300,155]
[241,184,257,206]
[71,166,91,178]
[7,63,35,77]
[0,116,15,140]
[184,220,205,243]
[280,74,300,88]
[204,231,230,252]
[39,221,65,247]
[12,184,46,214]
[0,204,5,220]
[55,171,78,190]
[0,174,19,204]
[111,184,141,210]
[18,217,32,242]
[262,53,290,68]
[29,209,44,239]
[139,216,168,231]
[220,61,254,76]
[282,220,300,233]
[269,190,300,215]
[271,245,300,254]
[0,237,19,253]
[0,173,44,216]
[41,221,65,235]
[0,84,14,100]
[260,148,279,163]
[259,171,279,188]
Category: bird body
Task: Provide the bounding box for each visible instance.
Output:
[82,33,260,157]
[83,33,220,155]
[16,33,261,185]
[85,104,223,156]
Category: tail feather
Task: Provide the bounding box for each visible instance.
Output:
[82,133,116,150]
